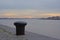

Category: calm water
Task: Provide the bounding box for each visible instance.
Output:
[0,19,60,39]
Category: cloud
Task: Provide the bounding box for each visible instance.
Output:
[0,0,60,12]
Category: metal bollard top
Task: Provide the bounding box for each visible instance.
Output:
[14,21,27,26]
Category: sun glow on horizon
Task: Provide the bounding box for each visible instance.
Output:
[40,13,60,17]
[0,9,60,18]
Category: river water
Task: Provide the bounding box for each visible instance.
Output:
[0,19,60,39]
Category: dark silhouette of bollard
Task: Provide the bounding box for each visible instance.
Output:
[14,21,27,35]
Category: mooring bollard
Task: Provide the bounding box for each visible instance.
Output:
[14,21,27,35]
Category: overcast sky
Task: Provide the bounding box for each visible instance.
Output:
[0,0,60,18]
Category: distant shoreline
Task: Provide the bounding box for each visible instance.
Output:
[0,18,60,20]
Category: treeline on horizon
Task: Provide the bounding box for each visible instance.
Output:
[41,16,60,20]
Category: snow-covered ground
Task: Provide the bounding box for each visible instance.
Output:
[0,24,60,40]
[0,19,60,39]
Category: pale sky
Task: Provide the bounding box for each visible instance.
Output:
[0,0,60,18]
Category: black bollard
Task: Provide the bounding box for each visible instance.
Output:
[14,21,27,35]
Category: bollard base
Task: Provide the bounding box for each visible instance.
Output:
[16,26,25,35]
